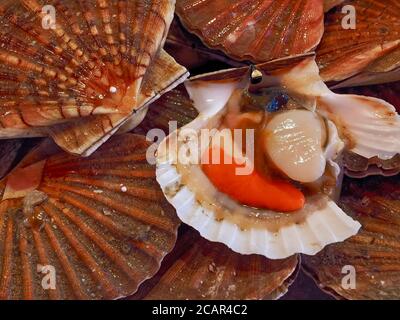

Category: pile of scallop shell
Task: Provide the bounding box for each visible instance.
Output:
[0,0,399,300]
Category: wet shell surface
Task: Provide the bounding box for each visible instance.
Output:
[156,55,373,260]
[133,227,299,300]
[175,0,324,63]
[303,176,400,300]
[317,0,400,86]
[0,0,188,156]
[0,134,180,300]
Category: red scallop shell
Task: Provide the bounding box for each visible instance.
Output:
[176,0,324,63]
[317,0,400,85]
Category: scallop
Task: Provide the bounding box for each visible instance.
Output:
[0,134,180,300]
[175,0,324,63]
[0,0,188,156]
[303,176,400,299]
[156,54,400,260]
[264,110,328,183]
[135,228,299,300]
[317,0,400,87]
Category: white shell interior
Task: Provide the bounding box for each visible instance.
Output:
[157,159,361,259]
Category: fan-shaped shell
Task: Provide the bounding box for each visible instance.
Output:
[165,18,242,71]
[133,227,299,300]
[156,55,368,260]
[175,0,324,63]
[303,176,400,300]
[336,82,400,177]
[317,0,400,86]
[0,134,180,300]
[0,0,188,156]
[134,85,198,136]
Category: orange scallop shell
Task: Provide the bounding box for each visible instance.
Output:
[0,1,187,155]
[303,176,400,299]
[134,85,198,136]
[132,227,299,300]
[317,0,400,86]
[175,0,324,63]
[0,134,180,299]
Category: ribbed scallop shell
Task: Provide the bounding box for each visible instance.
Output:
[317,0,400,86]
[303,176,400,300]
[133,227,299,300]
[134,85,198,136]
[165,18,242,71]
[0,134,180,300]
[0,140,22,179]
[175,0,324,63]
[0,0,188,156]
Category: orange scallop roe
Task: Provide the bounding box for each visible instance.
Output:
[201,147,305,212]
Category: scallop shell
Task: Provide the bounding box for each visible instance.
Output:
[336,81,400,113]
[336,82,400,177]
[165,18,242,71]
[133,227,299,300]
[303,176,400,300]
[156,55,367,260]
[0,140,22,179]
[317,0,400,86]
[175,0,324,63]
[134,84,198,136]
[0,134,180,300]
[0,0,188,156]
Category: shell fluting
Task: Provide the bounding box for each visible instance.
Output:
[317,0,400,85]
[134,227,299,300]
[303,176,400,300]
[0,134,180,300]
[176,0,324,63]
[0,0,188,155]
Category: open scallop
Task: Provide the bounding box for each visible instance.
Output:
[156,55,400,259]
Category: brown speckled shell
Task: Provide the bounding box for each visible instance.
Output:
[0,134,180,300]
[303,176,400,300]
[132,227,299,300]
[176,0,324,63]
